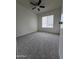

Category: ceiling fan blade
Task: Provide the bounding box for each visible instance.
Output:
[38,8,40,11]
[38,0,41,5]
[40,6,45,8]
[30,2,36,6]
[32,7,36,10]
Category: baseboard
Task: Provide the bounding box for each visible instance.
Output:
[37,31,60,35]
[16,31,37,38]
[16,31,60,38]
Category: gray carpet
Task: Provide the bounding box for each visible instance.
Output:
[16,32,59,59]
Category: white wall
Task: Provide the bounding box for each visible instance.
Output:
[16,3,37,37]
[37,8,61,34]
[59,29,63,59]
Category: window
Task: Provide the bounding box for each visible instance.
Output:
[42,15,54,28]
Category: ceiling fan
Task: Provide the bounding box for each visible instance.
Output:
[30,0,45,11]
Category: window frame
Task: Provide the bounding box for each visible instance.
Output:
[42,15,54,28]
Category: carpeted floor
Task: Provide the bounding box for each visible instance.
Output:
[16,32,59,59]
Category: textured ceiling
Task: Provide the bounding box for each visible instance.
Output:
[16,0,62,14]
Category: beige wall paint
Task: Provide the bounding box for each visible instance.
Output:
[37,8,61,34]
[16,3,37,37]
